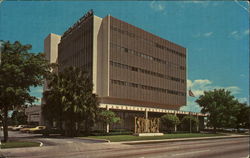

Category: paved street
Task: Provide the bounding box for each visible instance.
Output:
[0,131,249,158]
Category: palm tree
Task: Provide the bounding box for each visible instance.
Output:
[42,67,99,136]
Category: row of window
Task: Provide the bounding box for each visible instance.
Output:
[59,30,92,61]
[111,25,136,38]
[155,43,186,58]
[110,61,185,83]
[60,44,92,65]
[111,79,186,96]
[110,25,186,58]
[111,42,185,71]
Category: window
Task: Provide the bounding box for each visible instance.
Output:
[131,67,138,72]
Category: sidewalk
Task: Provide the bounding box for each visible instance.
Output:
[118,134,249,145]
[79,134,249,144]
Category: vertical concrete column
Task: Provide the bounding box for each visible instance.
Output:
[145,109,148,133]
[145,109,148,119]
[106,105,110,133]
[107,15,110,96]
[174,112,177,132]
[123,111,126,129]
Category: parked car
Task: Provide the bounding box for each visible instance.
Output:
[28,126,46,133]
[20,125,36,133]
[8,125,16,130]
[40,128,64,136]
[223,128,236,132]
[237,128,249,133]
[12,125,28,131]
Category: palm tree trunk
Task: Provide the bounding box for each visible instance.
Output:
[84,119,90,136]
[76,121,81,136]
[58,118,63,130]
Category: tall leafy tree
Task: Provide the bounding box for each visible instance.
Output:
[42,67,99,136]
[99,110,121,133]
[181,115,199,132]
[0,41,51,142]
[11,110,28,125]
[161,114,180,132]
[196,89,239,132]
[235,102,250,129]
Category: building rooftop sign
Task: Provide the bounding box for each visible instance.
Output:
[61,9,94,39]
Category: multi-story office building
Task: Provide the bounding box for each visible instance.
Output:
[44,10,204,130]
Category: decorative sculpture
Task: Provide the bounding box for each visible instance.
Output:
[134,117,160,133]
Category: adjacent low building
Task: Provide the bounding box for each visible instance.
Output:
[25,105,42,125]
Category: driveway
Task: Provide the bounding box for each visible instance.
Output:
[6,131,105,145]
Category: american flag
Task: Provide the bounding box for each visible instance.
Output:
[189,90,195,97]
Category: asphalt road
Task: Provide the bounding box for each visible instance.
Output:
[1,131,249,158]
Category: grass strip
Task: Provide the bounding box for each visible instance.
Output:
[86,133,226,142]
[0,141,40,149]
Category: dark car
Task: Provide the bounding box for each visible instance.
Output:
[40,128,64,136]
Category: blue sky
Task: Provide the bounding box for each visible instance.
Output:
[0,1,249,112]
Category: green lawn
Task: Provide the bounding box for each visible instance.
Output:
[86,133,225,142]
[0,141,41,149]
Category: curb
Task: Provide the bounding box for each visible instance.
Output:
[39,141,43,147]
[77,137,110,143]
[120,135,249,145]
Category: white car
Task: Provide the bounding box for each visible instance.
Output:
[12,125,27,131]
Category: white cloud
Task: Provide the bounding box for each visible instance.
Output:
[186,79,243,112]
[188,79,241,97]
[150,1,166,12]
[193,90,205,96]
[193,32,214,38]
[229,29,249,39]
[188,79,212,95]
[187,79,193,89]
[204,32,213,37]
[229,31,240,39]
[243,29,249,35]
[193,79,212,86]
[231,31,238,35]
[224,86,241,95]
[238,97,249,103]
[181,100,202,112]
[234,0,249,13]
[240,74,245,77]
[30,97,42,105]
[183,1,210,7]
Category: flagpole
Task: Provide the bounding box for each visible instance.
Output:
[189,112,192,133]
[188,89,196,133]
[186,48,191,133]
